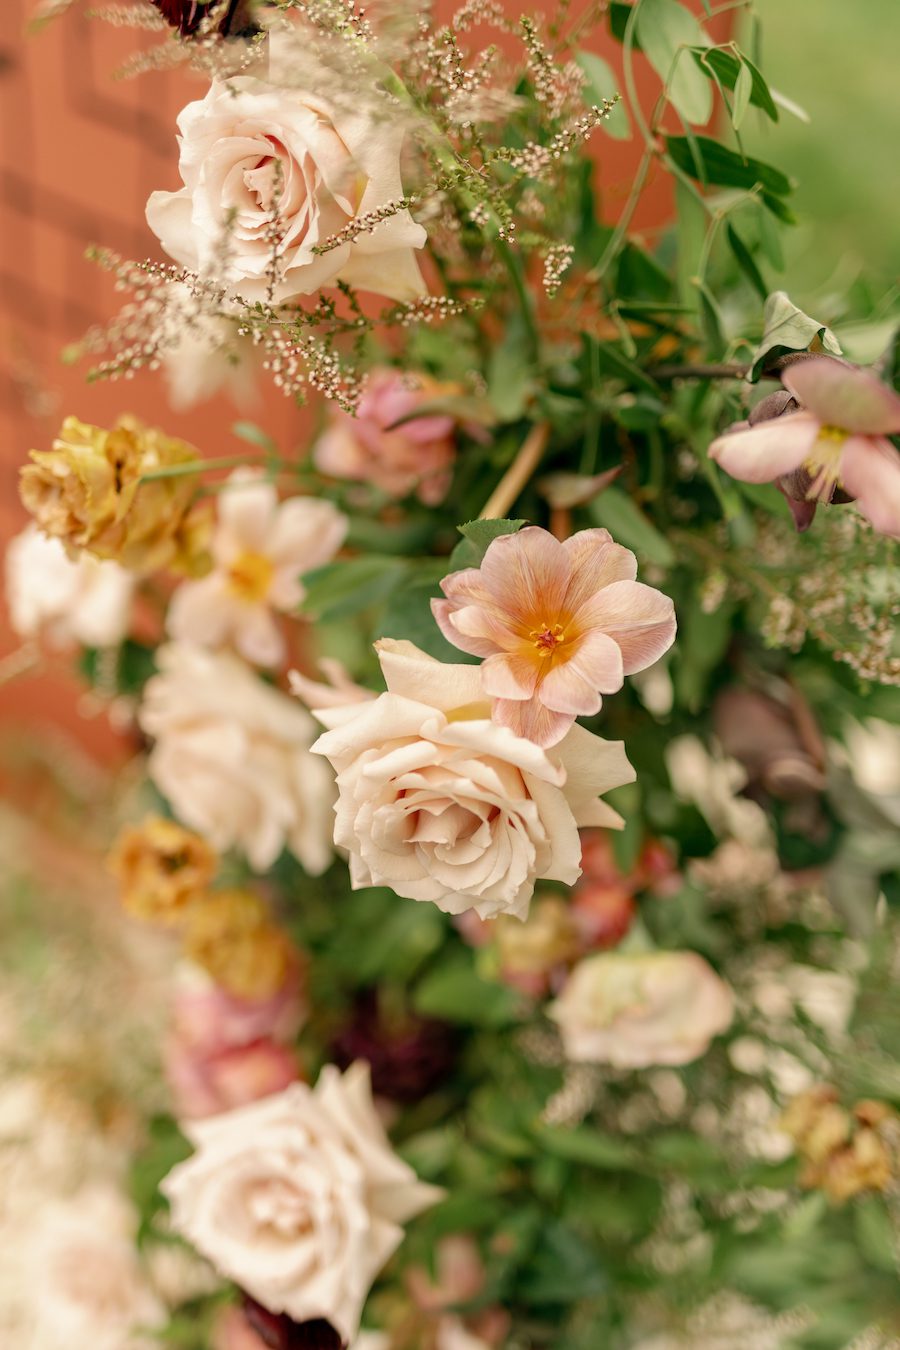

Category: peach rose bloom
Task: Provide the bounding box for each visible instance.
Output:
[168,469,347,668]
[139,643,335,873]
[162,1067,440,1343]
[549,950,733,1068]
[314,370,459,505]
[147,39,426,306]
[5,523,135,649]
[311,639,635,921]
[432,526,676,747]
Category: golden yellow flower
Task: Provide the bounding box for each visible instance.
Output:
[108,816,217,924]
[183,889,293,1001]
[19,415,211,575]
[819,1129,893,1204]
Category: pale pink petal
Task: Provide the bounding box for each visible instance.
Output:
[167,575,235,648]
[480,652,539,701]
[562,530,637,611]
[431,597,499,659]
[216,471,278,557]
[268,498,348,571]
[564,628,626,694]
[493,695,573,748]
[234,606,285,668]
[709,412,819,484]
[784,358,900,436]
[839,436,900,539]
[574,580,676,675]
[538,658,604,717]
[479,527,570,615]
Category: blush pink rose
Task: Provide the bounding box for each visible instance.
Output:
[314,370,459,505]
[166,1035,300,1120]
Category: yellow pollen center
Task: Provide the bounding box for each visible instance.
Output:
[803,426,849,500]
[530,622,566,656]
[227,550,274,604]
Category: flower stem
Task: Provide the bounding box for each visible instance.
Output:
[480,423,550,519]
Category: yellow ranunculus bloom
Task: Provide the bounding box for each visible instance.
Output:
[108,816,218,925]
[183,889,293,1001]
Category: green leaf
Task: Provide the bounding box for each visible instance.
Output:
[732,59,753,128]
[587,486,676,567]
[299,556,408,620]
[449,518,526,569]
[636,0,711,125]
[532,1124,639,1169]
[575,51,631,140]
[608,2,638,45]
[726,223,768,301]
[749,290,843,381]
[487,316,535,419]
[665,135,793,200]
[695,47,778,122]
[231,420,279,455]
[854,1196,898,1273]
[414,956,525,1027]
[379,573,477,664]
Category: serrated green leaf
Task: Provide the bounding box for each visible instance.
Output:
[575,51,631,140]
[587,486,676,567]
[636,0,712,125]
[749,290,843,381]
[449,518,526,569]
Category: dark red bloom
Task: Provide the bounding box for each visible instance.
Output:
[149,0,256,38]
[331,991,460,1103]
[243,1299,345,1350]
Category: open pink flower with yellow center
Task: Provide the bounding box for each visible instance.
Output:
[431,527,676,747]
[710,358,900,538]
[168,469,347,667]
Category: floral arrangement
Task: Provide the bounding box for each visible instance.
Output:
[6,0,900,1347]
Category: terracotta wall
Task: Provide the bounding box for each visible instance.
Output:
[0,1,725,761]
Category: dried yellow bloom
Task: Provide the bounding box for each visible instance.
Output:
[494,896,580,978]
[818,1129,894,1204]
[19,415,211,574]
[183,889,293,1001]
[108,816,217,924]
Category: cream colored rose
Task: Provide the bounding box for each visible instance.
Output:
[138,643,334,873]
[549,950,734,1068]
[162,1066,440,1344]
[146,41,426,306]
[22,1183,166,1350]
[5,523,134,648]
[311,640,635,921]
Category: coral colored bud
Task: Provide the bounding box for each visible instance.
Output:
[570,881,635,950]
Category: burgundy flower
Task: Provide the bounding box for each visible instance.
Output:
[331,991,460,1103]
[149,0,256,38]
[243,1299,345,1350]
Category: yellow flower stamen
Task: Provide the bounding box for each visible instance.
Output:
[803,426,849,501]
[530,622,566,656]
[227,550,274,603]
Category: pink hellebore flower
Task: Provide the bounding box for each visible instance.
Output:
[710,358,900,538]
[431,526,676,748]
